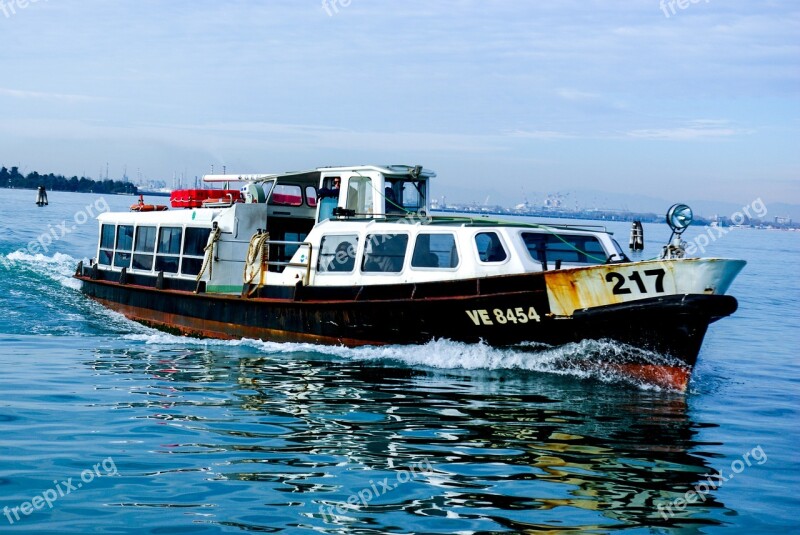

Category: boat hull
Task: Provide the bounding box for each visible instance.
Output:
[76,266,738,390]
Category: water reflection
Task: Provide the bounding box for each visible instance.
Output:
[86,345,729,532]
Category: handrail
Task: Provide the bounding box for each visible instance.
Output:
[260,240,313,286]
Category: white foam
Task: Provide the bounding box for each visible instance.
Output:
[120,331,676,391]
[0,248,678,391]
[3,250,83,290]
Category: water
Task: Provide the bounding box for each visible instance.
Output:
[0,189,798,533]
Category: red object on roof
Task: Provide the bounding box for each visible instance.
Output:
[170,189,243,208]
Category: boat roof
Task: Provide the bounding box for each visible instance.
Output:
[202,164,436,183]
[315,215,612,235]
[97,208,222,225]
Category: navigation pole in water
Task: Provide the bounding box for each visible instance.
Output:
[35,186,48,207]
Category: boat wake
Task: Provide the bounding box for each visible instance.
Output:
[1,250,684,391]
[0,250,149,336]
[2,250,83,290]
[124,332,684,391]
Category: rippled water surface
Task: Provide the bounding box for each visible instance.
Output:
[0,189,798,533]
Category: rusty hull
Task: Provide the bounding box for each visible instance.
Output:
[544,258,746,316]
[77,257,743,392]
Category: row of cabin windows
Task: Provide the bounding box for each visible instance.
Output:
[317,231,605,274]
[98,224,210,276]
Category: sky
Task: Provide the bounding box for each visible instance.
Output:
[0,0,798,210]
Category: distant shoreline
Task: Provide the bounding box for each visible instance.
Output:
[433,208,796,230]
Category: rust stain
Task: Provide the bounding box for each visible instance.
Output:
[543,259,716,316]
[89,296,385,347]
[613,363,690,392]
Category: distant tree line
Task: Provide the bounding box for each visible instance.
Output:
[0,166,137,195]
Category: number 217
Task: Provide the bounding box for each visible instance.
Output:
[605,268,666,295]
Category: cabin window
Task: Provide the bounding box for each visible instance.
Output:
[412,233,459,269]
[346,176,373,215]
[305,186,318,207]
[269,184,303,206]
[362,233,409,273]
[318,234,358,273]
[385,179,426,214]
[475,232,507,263]
[113,225,134,268]
[132,226,157,271]
[181,227,211,276]
[521,232,606,265]
[156,227,182,274]
[98,224,115,265]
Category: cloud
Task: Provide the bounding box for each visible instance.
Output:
[627,120,750,140]
[0,118,511,154]
[0,87,98,103]
[507,129,574,139]
[556,89,601,102]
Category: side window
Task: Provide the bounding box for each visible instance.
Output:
[362,233,409,273]
[98,224,115,266]
[346,176,373,215]
[318,234,358,274]
[384,179,425,214]
[132,226,157,271]
[412,233,459,269]
[402,180,424,212]
[269,184,303,206]
[181,227,210,276]
[305,186,318,207]
[522,232,606,265]
[156,227,182,274]
[318,178,340,222]
[114,225,134,268]
[384,182,403,214]
[475,232,507,263]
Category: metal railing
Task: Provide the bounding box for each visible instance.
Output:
[258,240,314,286]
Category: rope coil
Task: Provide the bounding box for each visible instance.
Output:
[243,232,270,296]
[194,227,222,292]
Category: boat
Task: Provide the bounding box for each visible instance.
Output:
[74,164,746,390]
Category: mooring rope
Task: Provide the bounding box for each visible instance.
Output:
[195,227,222,292]
[243,232,270,296]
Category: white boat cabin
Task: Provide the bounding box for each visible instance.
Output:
[92,164,627,294]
